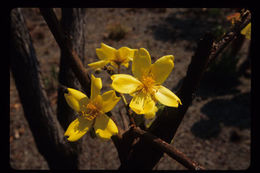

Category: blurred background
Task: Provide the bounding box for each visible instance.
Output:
[10,8,251,170]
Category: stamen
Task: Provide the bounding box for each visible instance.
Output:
[82,102,101,120]
[141,75,156,95]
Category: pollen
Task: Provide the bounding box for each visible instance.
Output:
[141,75,156,94]
[82,102,101,121]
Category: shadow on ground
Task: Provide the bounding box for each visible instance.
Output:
[191,92,250,139]
[148,9,230,50]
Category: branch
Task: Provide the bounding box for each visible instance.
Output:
[10,8,79,169]
[131,127,205,170]
[209,9,251,64]
[120,9,251,170]
[39,8,91,96]
[57,8,87,130]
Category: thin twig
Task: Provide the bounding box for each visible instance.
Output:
[119,108,129,130]
[209,9,251,65]
[131,127,205,170]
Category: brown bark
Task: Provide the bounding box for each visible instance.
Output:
[57,8,87,130]
[10,8,79,169]
[39,8,91,96]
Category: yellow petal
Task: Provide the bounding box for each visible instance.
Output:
[154,85,182,107]
[241,22,251,40]
[64,116,93,142]
[118,47,137,61]
[129,92,155,115]
[144,104,158,119]
[132,48,151,80]
[101,90,121,113]
[111,74,142,94]
[88,60,109,69]
[64,88,89,112]
[91,74,102,100]
[96,43,117,60]
[150,55,174,84]
[121,62,129,68]
[94,114,118,140]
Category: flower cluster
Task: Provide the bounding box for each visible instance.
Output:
[64,43,181,142]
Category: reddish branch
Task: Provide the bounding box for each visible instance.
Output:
[131,127,205,170]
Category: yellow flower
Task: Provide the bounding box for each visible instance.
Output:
[111,48,182,119]
[88,43,137,69]
[241,22,251,40]
[64,74,120,142]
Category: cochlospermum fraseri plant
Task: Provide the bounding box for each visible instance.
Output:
[111,48,182,119]
[88,43,137,70]
[64,74,120,141]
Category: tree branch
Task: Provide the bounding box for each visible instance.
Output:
[119,9,251,170]
[39,8,91,96]
[10,8,80,169]
[131,127,205,170]
[57,8,87,130]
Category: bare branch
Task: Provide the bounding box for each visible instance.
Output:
[209,9,251,64]
[131,127,205,170]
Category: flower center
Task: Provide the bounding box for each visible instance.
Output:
[140,75,156,95]
[82,102,101,121]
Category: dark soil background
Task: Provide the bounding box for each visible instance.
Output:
[10,8,251,170]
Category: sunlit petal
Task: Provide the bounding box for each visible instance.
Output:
[241,22,251,40]
[144,107,158,119]
[150,55,174,84]
[118,47,137,61]
[96,43,117,60]
[91,74,102,100]
[88,60,109,69]
[154,85,182,107]
[94,114,118,140]
[64,88,89,112]
[64,116,93,142]
[129,92,155,115]
[144,101,158,119]
[132,48,151,80]
[111,74,142,94]
[101,90,121,113]
[121,61,129,68]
